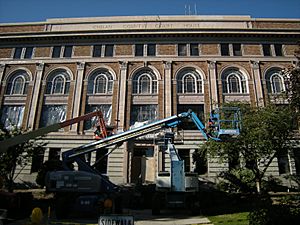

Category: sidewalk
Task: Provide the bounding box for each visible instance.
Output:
[6,209,213,225]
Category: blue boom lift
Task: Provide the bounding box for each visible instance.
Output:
[44,108,241,217]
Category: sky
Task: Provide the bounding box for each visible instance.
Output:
[0,0,299,23]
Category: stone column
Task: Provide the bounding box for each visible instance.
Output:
[164,61,172,117]
[28,63,44,130]
[251,61,264,107]
[208,61,218,110]
[0,64,5,86]
[117,61,128,132]
[71,62,85,132]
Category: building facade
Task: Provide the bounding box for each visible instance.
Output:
[0,15,299,185]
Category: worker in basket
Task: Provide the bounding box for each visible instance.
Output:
[93,124,102,140]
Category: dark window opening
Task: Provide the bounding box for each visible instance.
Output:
[277,152,290,175]
[233,44,242,56]
[63,46,73,58]
[48,148,61,161]
[135,44,144,56]
[262,44,271,56]
[147,44,156,56]
[177,104,204,130]
[24,47,33,59]
[274,44,283,56]
[190,43,199,56]
[104,44,114,57]
[221,44,230,56]
[178,44,187,56]
[52,46,61,58]
[178,149,191,172]
[293,149,300,175]
[95,149,109,174]
[93,45,102,57]
[13,47,22,59]
[31,149,44,173]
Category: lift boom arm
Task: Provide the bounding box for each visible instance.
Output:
[0,111,105,153]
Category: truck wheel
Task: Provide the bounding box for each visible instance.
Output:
[152,193,161,215]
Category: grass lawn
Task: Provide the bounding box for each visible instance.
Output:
[207,212,249,225]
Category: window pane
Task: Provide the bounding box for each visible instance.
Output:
[233,44,242,56]
[39,105,67,127]
[130,105,158,126]
[52,46,61,58]
[262,44,271,56]
[53,76,64,94]
[178,44,187,56]
[184,75,195,93]
[24,47,33,59]
[147,44,156,56]
[93,45,102,57]
[135,44,144,56]
[272,75,283,93]
[190,44,199,56]
[63,46,73,58]
[228,75,240,93]
[221,44,230,56]
[95,76,107,93]
[104,44,114,57]
[0,105,25,129]
[13,47,22,59]
[139,75,150,93]
[274,44,283,56]
[12,77,24,94]
[84,104,112,130]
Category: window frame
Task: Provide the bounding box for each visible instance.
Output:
[177,69,203,94]
[222,69,248,94]
[88,70,114,95]
[5,71,29,95]
[132,69,158,94]
[46,70,71,95]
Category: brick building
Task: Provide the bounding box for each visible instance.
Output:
[0,15,299,185]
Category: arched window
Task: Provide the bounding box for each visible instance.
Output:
[88,69,113,94]
[5,70,29,95]
[46,69,70,94]
[266,69,285,94]
[177,68,203,94]
[132,68,157,94]
[222,68,248,94]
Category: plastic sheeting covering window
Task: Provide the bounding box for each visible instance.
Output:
[39,105,67,127]
[84,104,112,130]
[0,105,24,130]
[130,105,158,126]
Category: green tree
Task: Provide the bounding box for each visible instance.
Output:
[0,125,44,192]
[283,44,300,113]
[201,103,294,194]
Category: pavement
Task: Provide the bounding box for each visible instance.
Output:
[6,209,213,225]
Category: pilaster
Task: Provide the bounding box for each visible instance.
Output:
[251,61,264,107]
[117,61,128,131]
[207,61,218,110]
[71,62,85,132]
[164,61,172,117]
[28,63,44,130]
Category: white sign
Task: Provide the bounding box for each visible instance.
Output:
[98,215,134,225]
